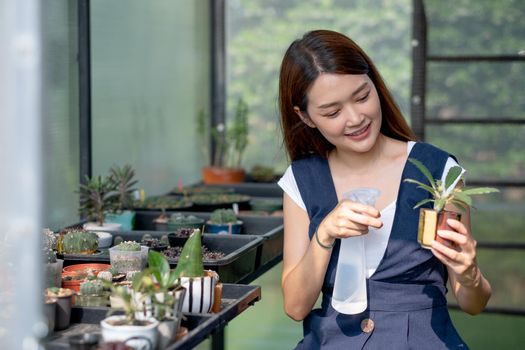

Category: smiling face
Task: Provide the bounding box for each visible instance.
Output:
[295,73,382,154]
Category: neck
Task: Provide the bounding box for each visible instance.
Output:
[331,134,387,173]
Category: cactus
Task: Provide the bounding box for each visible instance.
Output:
[126,270,141,281]
[173,229,204,278]
[42,229,58,263]
[80,280,104,295]
[114,241,141,251]
[97,270,113,282]
[160,235,169,246]
[209,209,237,224]
[141,233,153,241]
[113,235,124,246]
[61,230,99,254]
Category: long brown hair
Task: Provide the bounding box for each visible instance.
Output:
[278,29,416,161]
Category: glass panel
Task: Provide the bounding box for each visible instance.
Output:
[426,124,525,183]
[42,0,80,230]
[91,0,210,195]
[227,0,412,173]
[450,310,525,348]
[426,0,525,56]
[427,62,525,119]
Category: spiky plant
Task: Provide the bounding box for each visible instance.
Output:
[209,208,237,224]
[109,164,138,211]
[78,175,118,226]
[404,158,499,212]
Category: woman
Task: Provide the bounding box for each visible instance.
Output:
[277,29,490,349]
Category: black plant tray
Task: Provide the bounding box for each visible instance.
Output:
[134,210,284,280]
[43,283,261,350]
[192,182,283,198]
[61,231,263,284]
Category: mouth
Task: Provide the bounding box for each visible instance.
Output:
[345,123,370,137]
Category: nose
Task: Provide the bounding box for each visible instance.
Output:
[343,104,364,126]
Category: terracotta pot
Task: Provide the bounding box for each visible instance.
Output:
[62,263,111,292]
[417,209,461,248]
[202,166,245,184]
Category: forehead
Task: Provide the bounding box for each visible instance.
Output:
[307,73,370,105]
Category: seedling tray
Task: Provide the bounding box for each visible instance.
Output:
[43,284,261,350]
[134,210,284,278]
[61,231,263,284]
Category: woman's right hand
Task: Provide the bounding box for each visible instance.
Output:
[316,199,383,245]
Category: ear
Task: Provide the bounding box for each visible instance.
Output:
[293,106,316,128]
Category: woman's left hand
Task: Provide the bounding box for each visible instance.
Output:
[431,218,481,288]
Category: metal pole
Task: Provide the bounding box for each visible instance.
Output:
[410,0,427,140]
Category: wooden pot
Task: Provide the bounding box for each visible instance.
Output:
[417,209,461,248]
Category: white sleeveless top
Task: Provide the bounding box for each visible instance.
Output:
[277,141,465,277]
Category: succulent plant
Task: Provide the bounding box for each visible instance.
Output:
[42,228,57,263]
[80,280,104,295]
[77,175,118,226]
[169,213,202,224]
[114,241,141,251]
[97,270,113,282]
[250,164,275,182]
[160,235,169,246]
[173,229,204,278]
[61,230,99,254]
[141,233,153,241]
[209,208,238,224]
[113,235,124,246]
[109,164,138,211]
[404,158,499,212]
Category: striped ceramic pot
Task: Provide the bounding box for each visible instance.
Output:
[179,270,219,313]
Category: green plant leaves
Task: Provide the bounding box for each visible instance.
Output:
[407,158,437,190]
[445,165,463,190]
[173,229,204,278]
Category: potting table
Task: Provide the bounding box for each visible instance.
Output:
[43,283,261,350]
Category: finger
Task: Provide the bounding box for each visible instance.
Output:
[431,240,461,261]
[445,218,468,235]
[437,229,468,246]
[345,210,383,229]
[343,200,381,218]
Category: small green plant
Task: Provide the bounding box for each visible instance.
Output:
[80,280,104,295]
[197,97,249,168]
[97,270,113,282]
[404,158,499,212]
[114,241,141,251]
[250,165,275,182]
[61,230,99,254]
[173,229,204,278]
[42,228,57,263]
[78,175,118,226]
[209,209,238,224]
[109,164,138,211]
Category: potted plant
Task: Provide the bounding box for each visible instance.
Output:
[109,241,148,273]
[100,283,159,350]
[58,229,99,255]
[45,287,75,331]
[105,164,139,231]
[166,213,205,232]
[132,250,186,348]
[78,174,121,232]
[76,279,110,307]
[173,228,220,313]
[250,164,276,182]
[404,158,499,248]
[42,228,63,288]
[140,233,169,252]
[199,97,250,184]
[206,208,243,234]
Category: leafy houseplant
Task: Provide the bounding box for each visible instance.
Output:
[206,208,243,234]
[78,174,121,231]
[199,97,250,184]
[105,164,139,230]
[404,158,499,248]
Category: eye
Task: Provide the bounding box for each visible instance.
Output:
[323,110,340,118]
[356,91,370,103]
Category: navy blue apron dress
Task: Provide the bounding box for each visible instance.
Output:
[291,142,468,349]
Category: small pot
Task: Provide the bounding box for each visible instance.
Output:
[179,270,218,313]
[44,297,57,333]
[105,210,136,231]
[202,166,245,184]
[68,333,100,350]
[100,315,159,350]
[45,259,64,288]
[83,222,122,232]
[417,209,461,248]
[46,288,75,331]
[109,246,148,274]
[205,220,243,235]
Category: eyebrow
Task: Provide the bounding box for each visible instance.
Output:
[316,82,369,109]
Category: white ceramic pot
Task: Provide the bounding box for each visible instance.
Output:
[95,231,113,249]
[179,270,218,313]
[83,222,122,232]
[100,315,159,350]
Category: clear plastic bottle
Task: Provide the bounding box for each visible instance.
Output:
[331,188,380,314]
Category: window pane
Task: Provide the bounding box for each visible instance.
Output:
[227,0,411,173]
[91,0,210,195]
